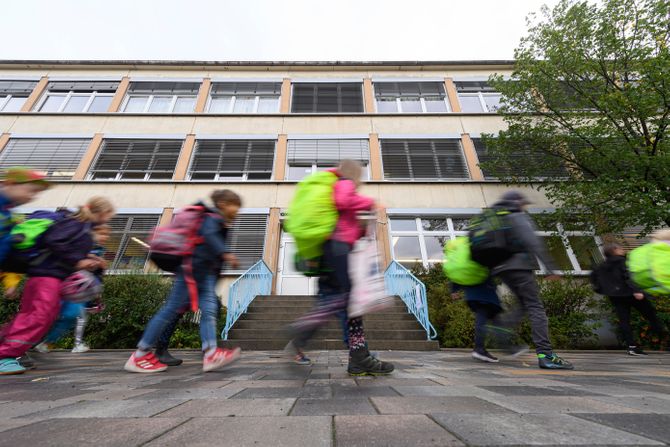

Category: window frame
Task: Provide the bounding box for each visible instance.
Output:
[290,82,365,114]
[379,138,471,181]
[0,137,92,180]
[206,94,280,114]
[187,139,276,181]
[0,94,27,112]
[105,213,161,272]
[87,139,183,182]
[372,82,451,114]
[36,90,114,113]
[457,91,502,113]
[121,94,197,113]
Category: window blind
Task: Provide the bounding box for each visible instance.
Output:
[291,83,364,113]
[380,139,469,180]
[0,80,37,95]
[225,214,268,272]
[210,82,281,95]
[287,139,370,165]
[189,139,275,180]
[128,82,200,95]
[374,82,446,98]
[90,139,182,180]
[454,81,497,93]
[0,138,91,180]
[472,138,567,179]
[47,81,119,93]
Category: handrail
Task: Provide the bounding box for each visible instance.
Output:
[222,260,273,340]
[384,261,438,340]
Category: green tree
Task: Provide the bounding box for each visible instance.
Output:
[484,0,670,236]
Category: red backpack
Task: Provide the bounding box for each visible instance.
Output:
[149,205,212,311]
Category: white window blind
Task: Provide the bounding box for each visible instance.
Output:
[106,214,160,271]
[287,139,369,164]
[89,139,182,181]
[291,83,364,113]
[225,214,268,272]
[189,139,275,180]
[0,138,91,180]
[380,139,469,180]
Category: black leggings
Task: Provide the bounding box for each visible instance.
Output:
[609,296,667,347]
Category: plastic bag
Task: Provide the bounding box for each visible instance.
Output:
[348,239,393,317]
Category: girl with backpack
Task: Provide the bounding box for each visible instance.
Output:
[125,189,242,374]
[0,196,115,375]
[287,159,394,376]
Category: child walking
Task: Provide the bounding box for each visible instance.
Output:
[125,190,243,373]
[0,197,114,374]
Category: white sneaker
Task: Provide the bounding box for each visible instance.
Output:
[34,342,52,353]
[71,343,90,353]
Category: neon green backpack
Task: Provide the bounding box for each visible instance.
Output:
[627,242,670,296]
[285,171,339,262]
[443,237,489,286]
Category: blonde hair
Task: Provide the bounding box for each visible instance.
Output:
[338,159,363,188]
[651,228,670,242]
[73,196,115,223]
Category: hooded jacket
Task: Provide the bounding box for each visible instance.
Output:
[590,255,638,297]
[191,201,230,274]
[329,170,375,246]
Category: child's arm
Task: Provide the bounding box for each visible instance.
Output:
[1,272,23,299]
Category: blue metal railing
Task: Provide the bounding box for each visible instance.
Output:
[222,260,273,340]
[384,261,438,340]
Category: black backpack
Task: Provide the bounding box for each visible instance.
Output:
[468,208,518,268]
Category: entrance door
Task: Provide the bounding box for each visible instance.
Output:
[277,233,318,295]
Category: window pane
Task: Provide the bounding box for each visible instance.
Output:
[62,95,90,113]
[458,94,484,112]
[568,236,602,270]
[376,98,398,113]
[424,236,449,263]
[390,218,417,231]
[287,165,313,180]
[124,96,148,112]
[451,218,471,232]
[39,95,66,112]
[3,96,26,112]
[483,94,502,112]
[147,96,172,113]
[421,218,448,232]
[92,171,117,180]
[88,95,113,112]
[542,236,573,271]
[400,98,422,112]
[392,236,422,268]
[173,96,195,113]
[233,96,256,113]
[257,97,279,113]
[209,96,232,113]
[424,98,448,112]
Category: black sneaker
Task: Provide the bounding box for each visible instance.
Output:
[472,350,499,363]
[538,353,574,370]
[627,346,648,356]
[348,350,394,376]
[17,353,36,370]
[155,348,183,366]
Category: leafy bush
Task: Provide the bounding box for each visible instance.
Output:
[0,274,227,349]
[414,264,601,349]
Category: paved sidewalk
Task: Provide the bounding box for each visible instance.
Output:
[0,350,669,446]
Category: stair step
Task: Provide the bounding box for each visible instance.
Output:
[220,339,440,351]
[228,329,427,341]
[232,320,422,330]
[239,312,418,321]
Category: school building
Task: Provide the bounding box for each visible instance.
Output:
[0,60,602,299]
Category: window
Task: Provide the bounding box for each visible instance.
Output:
[36,81,118,113]
[225,214,268,272]
[208,82,281,113]
[536,223,602,273]
[122,82,199,113]
[380,139,469,181]
[0,138,91,180]
[291,83,364,113]
[374,82,449,113]
[0,80,37,112]
[455,81,502,113]
[189,139,275,180]
[106,214,160,271]
[472,138,568,180]
[286,139,370,180]
[89,139,182,181]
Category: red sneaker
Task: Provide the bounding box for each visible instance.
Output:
[124,352,168,373]
[203,347,241,372]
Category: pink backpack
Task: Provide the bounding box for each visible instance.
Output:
[149,205,211,311]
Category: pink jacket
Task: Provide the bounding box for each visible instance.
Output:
[330,173,375,246]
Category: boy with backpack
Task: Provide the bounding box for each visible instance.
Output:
[125,189,242,373]
[591,242,667,355]
[470,191,574,370]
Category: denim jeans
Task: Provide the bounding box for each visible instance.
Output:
[44,301,86,343]
[138,270,219,352]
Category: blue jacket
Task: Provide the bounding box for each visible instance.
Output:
[0,192,16,264]
[192,203,230,275]
[453,278,502,310]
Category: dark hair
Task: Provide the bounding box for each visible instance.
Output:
[603,243,622,258]
[211,189,242,207]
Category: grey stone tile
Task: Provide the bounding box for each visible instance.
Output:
[0,385,93,401]
[231,386,332,399]
[432,413,663,445]
[0,417,187,447]
[223,379,306,389]
[0,419,33,433]
[21,398,189,419]
[586,395,670,414]
[370,396,511,415]
[335,415,463,447]
[0,400,75,418]
[575,413,670,444]
[146,416,332,447]
[291,398,377,416]
[355,378,440,387]
[331,384,400,398]
[480,385,603,396]
[131,387,242,400]
[480,395,645,414]
[156,398,296,417]
[392,385,499,398]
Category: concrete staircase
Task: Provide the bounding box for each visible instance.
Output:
[220,295,440,351]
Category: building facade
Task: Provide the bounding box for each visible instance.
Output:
[0,60,600,298]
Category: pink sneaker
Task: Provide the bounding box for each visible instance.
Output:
[124,352,168,373]
[203,347,241,372]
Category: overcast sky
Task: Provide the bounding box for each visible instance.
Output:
[0,0,561,61]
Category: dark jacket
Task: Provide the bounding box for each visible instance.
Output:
[27,210,94,280]
[491,200,559,274]
[452,278,502,310]
[191,203,230,275]
[0,192,16,264]
[590,255,638,297]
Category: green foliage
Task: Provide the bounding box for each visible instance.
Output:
[484,0,670,236]
[415,264,601,349]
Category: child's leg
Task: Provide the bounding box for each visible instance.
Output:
[197,274,220,354]
[44,302,83,343]
[0,277,62,358]
[74,309,88,345]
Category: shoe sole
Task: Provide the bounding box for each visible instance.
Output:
[203,348,242,373]
[347,370,394,376]
[627,352,647,356]
[0,369,26,375]
[539,365,575,370]
[472,353,499,363]
[123,359,168,373]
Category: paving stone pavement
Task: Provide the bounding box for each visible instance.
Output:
[0,350,669,446]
